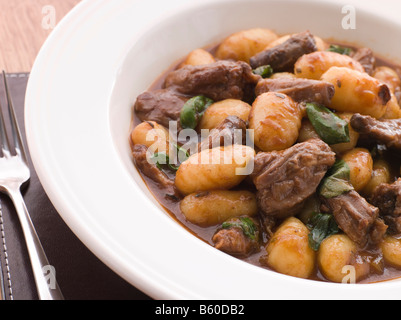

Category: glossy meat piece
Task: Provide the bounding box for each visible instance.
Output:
[197,116,247,152]
[371,178,401,234]
[350,113,401,149]
[251,139,336,219]
[255,78,335,106]
[134,89,188,128]
[212,218,260,257]
[132,144,181,200]
[249,31,317,71]
[352,48,376,75]
[322,190,385,247]
[164,60,260,102]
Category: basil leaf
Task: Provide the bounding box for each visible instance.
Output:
[307,213,339,251]
[151,152,176,171]
[222,217,258,240]
[327,44,352,56]
[319,160,354,199]
[180,95,214,129]
[253,65,274,78]
[306,103,350,145]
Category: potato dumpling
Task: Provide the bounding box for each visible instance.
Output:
[198,99,251,130]
[249,92,302,152]
[381,236,401,269]
[294,51,364,80]
[264,34,291,49]
[318,234,370,283]
[175,144,255,195]
[131,121,170,153]
[382,93,401,119]
[342,148,373,192]
[362,159,391,197]
[297,119,320,143]
[270,72,297,80]
[215,28,278,63]
[180,190,258,227]
[321,67,391,119]
[180,48,215,67]
[372,66,401,94]
[263,217,315,279]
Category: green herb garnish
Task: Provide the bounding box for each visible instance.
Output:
[180,95,214,129]
[252,65,274,78]
[319,160,354,199]
[307,212,340,251]
[327,44,352,56]
[306,102,350,145]
[222,217,258,240]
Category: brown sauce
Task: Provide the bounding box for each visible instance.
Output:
[131,36,401,284]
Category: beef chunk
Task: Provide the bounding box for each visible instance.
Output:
[255,78,335,106]
[350,113,401,150]
[134,89,188,128]
[251,139,336,218]
[164,60,260,102]
[352,48,376,75]
[371,178,401,234]
[249,31,317,71]
[322,190,386,247]
[197,116,247,152]
[132,144,181,200]
[212,217,260,257]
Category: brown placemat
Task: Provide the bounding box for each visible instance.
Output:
[0,73,151,300]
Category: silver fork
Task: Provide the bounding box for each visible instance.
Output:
[0,71,64,300]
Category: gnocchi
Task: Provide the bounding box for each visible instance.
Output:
[216,28,278,63]
[381,236,401,268]
[362,159,391,196]
[180,190,258,227]
[175,145,255,195]
[341,148,373,192]
[318,235,370,283]
[321,67,391,119]
[263,217,315,279]
[198,99,251,130]
[131,121,170,153]
[294,51,364,80]
[180,48,216,67]
[249,92,302,152]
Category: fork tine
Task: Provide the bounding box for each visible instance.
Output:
[0,77,11,157]
[2,71,27,162]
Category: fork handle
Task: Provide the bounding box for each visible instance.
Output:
[7,188,64,300]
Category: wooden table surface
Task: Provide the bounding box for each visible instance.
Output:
[0,0,82,73]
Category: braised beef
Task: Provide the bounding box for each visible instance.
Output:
[350,113,401,149]
[132,144,181,200]
[251,139,336,219]
[255,78,335,105]
[212,217,260,257]
[322,190,386,247]
[249,31,317,71]
[352,48,376,75]
[164,60,260,102]
[134,89,188,128]
[197,116,247,152]
[371,178,401,234]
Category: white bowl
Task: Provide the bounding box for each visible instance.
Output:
[25,0,401,299]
